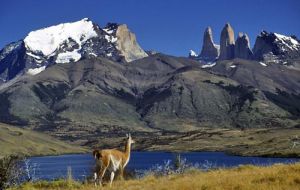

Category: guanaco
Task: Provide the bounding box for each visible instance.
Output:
[93,133,135,187]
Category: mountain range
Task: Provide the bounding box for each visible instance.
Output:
[0,19,299,154]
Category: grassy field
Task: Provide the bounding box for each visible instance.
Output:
[11,162,300,190]
[0,123,87,157]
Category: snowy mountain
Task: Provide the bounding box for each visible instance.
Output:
[0,18,147,83]
[253,31,300,64]
[24,18,98,64]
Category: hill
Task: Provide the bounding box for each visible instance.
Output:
[0,123,87,157]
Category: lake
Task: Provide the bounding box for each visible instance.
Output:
[27,152,299,181]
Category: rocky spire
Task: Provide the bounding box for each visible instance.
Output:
[115,24,148,62]
[219,23,235,60]
[234,32,253,59]
[199,27,219,61]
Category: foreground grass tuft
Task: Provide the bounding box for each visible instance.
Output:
[10,162,300,190]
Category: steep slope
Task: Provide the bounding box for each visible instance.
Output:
[209,59,300,117]
[0,58,148,132]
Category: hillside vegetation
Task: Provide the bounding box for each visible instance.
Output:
[0,123,87,157]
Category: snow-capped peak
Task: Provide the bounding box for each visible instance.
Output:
[274,33,299,51]
[24,18,98,57]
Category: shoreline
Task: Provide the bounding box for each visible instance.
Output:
[25,150,300,159]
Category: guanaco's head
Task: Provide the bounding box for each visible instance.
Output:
[93,150,101,160]
[126,133,135,144]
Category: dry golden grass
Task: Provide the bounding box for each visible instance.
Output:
[13,163,300,190]
[0,123,87,157]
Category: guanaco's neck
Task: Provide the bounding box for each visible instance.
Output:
[124,139,131,159]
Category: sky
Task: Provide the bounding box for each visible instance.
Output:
[0,0,300,56]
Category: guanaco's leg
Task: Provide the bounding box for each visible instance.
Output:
[94,172,98,186]
[109,171,115,187]
[98,166,107,186]
[94,163,101,186]
[120,167,124,180]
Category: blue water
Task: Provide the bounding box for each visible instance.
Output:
[28,152,299,181]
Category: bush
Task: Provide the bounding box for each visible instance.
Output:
[0,155,24,189]
[136,154,217,178]
[0,155,38,190]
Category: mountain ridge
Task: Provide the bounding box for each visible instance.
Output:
[190,23,300,66]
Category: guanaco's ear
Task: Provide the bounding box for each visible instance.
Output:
[92,150,97,158]
[126,133,129,138]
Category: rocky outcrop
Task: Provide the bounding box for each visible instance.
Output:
[253,31,300,64]
[115,24,148,62]
[0,41,26,82]
[234,33,253,59]
[219,23,235,60]
[199,27,219,61]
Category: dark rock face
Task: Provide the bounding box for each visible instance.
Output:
[219,23,235,60]
[253,31,300,64]
[234,33,253,59]
[199,27,219,62]
[0,41,27,82]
